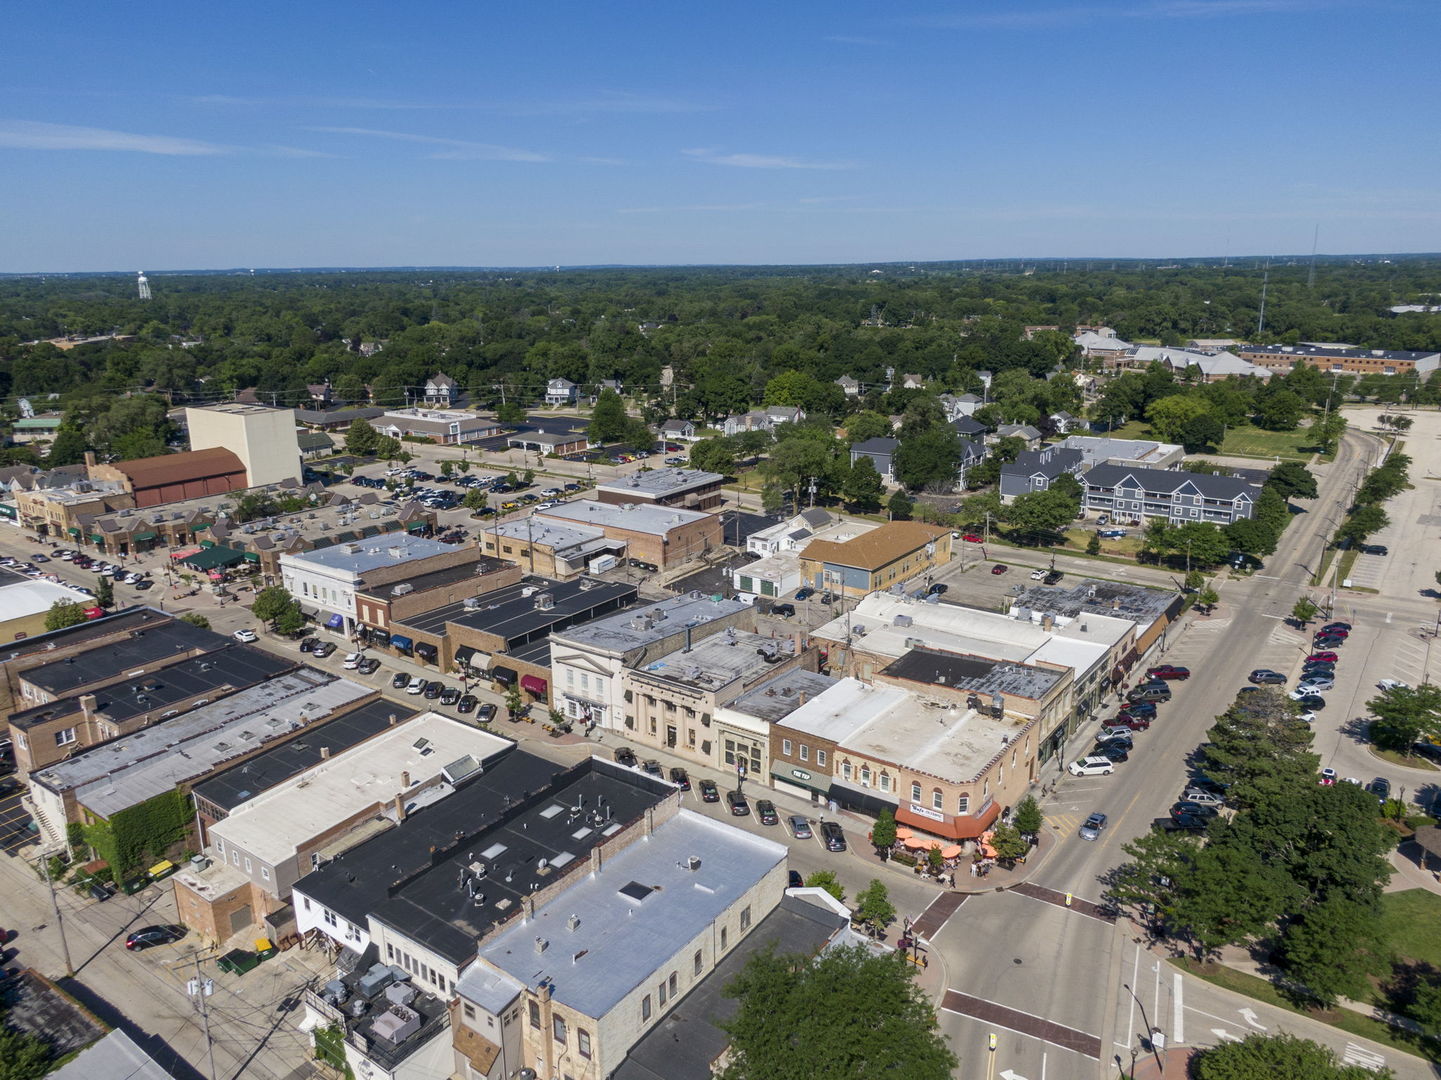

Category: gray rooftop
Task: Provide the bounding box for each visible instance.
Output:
[1238,343,1440,362]
[537,500,713,536]
[33,669,373,816]
[48,1030,176,1080]
[1002,447,1085,482]
[18,619,221,695]
[882,646,1063,701]
[596,468,724,498]
[1082,463,1259,501]
[485,517,604,550]
[550,593,752,655]
[13,643,294,731]
[281,533,457,577]
[723,669,838,723]
[476,810,787,1019]
[403,576,636,647]
[632,629,799,694]
[1007,580,1180,625]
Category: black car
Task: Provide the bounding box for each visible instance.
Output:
[927,583,948,596]
[1313,634,1345,648]
[1159,814,1208,833]
[440,687,461,706]
[456,694,477,714]
[1096,743,1130,763]
[820,821,847,852]
[1095,734,1133,752]
[819,591,836,604]
[770,603,796,618]
[423,681,443,700]
[1295,694,1327,710]
[133,579,154,590]
[615,747,638,768]
[642,759,664,777]
[669,767,691,791]
[1369,777,1392,804]
[1044,570,1064,585]
[300,637,319,653]
[788,870,804,889]
[1127,683,1171,704]
[755,799,779,825]
[698,779,720,803]
[391,671,411,689]
[1122,701,1158,718]
[125,924,186,950]
[478,703,497,722]
[1172,801,1219,819]
[726,790,750,816]
[1322,622,1353,633]
[794,587,814,600]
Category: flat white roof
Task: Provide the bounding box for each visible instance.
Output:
[537,499,713,536]
[596,468,723,497]
[488,517,604,550]
[280,533,455,577]
[0,578,88,620]
[776,678,908,743]
[210,713,510,865]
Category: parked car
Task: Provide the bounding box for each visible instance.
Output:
[423,681,443,700]
[1095,742,1130,763]
[1368,777,1392,804]
[1146,665,1191,681]
[698,779,720,802]
[614,746,638,767]
[1126,683,1171,704]
[1030,568,1046,580]
[1294,677,1334,694]
[726,790,750,816]
[927,583,948,596]
[440,687,461,706]
[1078,812,1107,841]
[1180,789,1224,808]
[788,815,813,839]
[312,642,336,658]
[642,759,664,777]
[819,821,847,851]
[357,658,381,675]
[1069,756,1115,777]
[478,703,497,722]
[1378,679,1410,692]
[1319,767,1337,786]
[755,799,779,825]
[991,564,1008,575]
[1171,801,1218,820]
[343,652,362,669]
[1099,725,1137,742]
[456,694,477,714]
[1249,669,1286,685]
[1121,701,1157,719]
[300,637,319,653]
[125,925,186,950]
[1295,694,1327,710]
[1043,570,1064,585]
[962,533,983,543]
[770,603,796,618]
[1321,622,1352,633]
[788,870,805,889]
[406,676,426,695]
[1113,712,1152,731]
[668,767,691,791]
[233,628,258,643]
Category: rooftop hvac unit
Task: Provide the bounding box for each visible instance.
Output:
[904,637,924,649]
[391,583,413,597]
[535,592,555,610]
[894,614,913,627]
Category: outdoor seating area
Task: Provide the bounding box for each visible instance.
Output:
[889,826,1011,883]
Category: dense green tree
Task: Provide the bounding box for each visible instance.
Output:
[843,410,893,443]
[1180,413,1225,452]
[689,437,738,475]
[870,807,897,853]
[841,456,884,511]
[1267,461,1319,501]
[251,585,300,628]
[44,599,89,630]
[1291,597,1319,626]
[803,870,845,904]
[496,400,527,425]
[719,944,956,1080]
[1190,1032,1392,1080]
[462,488,489,511]
[1145,394,1211,441]
[93,575,114,609]
[1312,411,1347,454]
[588,387,630,444]
[0,1023,53,1080]
[1367,682,1441,754]
[1168,521,1230,567]
[1003,487,1076,541]
[1224,516,1279,557]
[344,419,379,455]
[1012,795,1042,837]
[1277,894,1387,1007]
[1337,504,1389,547]
[892,425,961,491]
[45,425,89,467]
[1253,388,1308,431]
[989,821,1029,863]
[853,879,896,936]
[887,491,914,520]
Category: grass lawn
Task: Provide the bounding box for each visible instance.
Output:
[1169,957,1430,1059]
[1096,419,1319,462]
[1060,527,1144,558]
[1380,891,1441,970]
[1373,747,1441,772]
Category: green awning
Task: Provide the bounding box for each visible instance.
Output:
[90,534,105,544]
[67,527,81,537]
[199,539,216,548]
[179,546,246,571]
[407,521,427,533]
[0,504,16,520]
[244,551,260,563]
[131,530,158,542]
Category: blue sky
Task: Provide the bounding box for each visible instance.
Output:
[3,1,1436,271]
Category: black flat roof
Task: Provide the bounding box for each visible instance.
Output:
[613,895,845,1080]
[883,645,1063,700]
[193,698,422,812]
[0,606,169,664]
[396,576,636,647]
[12,643,295,730]
[20,619,222,695]
[297,755,672,964]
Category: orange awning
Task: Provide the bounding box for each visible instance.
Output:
[902,835,940,851]
[896,799,1003,840]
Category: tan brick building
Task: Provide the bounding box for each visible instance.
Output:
[797,520,951,598]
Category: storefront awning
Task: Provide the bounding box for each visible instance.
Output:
[90,534,105,544]
[407,521,427,534]
[131,530,158,542]
[324,613,344,630]
[455,646,491,670]
[244,551,260,563]
[0,504,16,520]
[828,776,899,817]
[367,628,391,645]
[491,666,517,686]
[67,526,81,537]
[415,642,438,658]
[171,545,202,559]
[769,764,829,795]
[895,798,1003,841]
[520,674,547,696]
[179,546,246,571]
[390,634,414,651]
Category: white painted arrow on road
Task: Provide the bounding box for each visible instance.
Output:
[1238,1008,1267,1030]
[1210,1028,1241,1043]
[1000,1070,1030,1080]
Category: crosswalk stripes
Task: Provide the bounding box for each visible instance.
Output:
[1342,1042,1387,1072]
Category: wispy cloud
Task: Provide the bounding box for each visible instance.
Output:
[307,126,550,162]
[0,119,230,155]
[917,0,1338,29]
[681,147,857,170]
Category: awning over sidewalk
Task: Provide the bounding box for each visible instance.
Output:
[520,674,547,696]
[490,666,517,686]
[454,646,491,670]
[895,798,1002,840]
[179,546,246,571]
[389,634,414,651]
[324,613,344,630]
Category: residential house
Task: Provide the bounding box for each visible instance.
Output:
[953,438,986,490]
[1048,411,1082,434]
[848,437,899,482]
[296,429,335,459]
[307,382,332,406]
[734,518,879,600]
[940,392,982,420]
[587,378,624,403]
[423,373,459,406]
[994,424,1043,449]
[835,375,861,397]
[744,508,833,557]
[950,415,990,439]
[999,447,1086,503]
[1080,463,1260,525]
[659,419,698,442]
[901,373,925,389]
[544,378,578,406]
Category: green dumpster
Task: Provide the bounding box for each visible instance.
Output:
[217,948,260,976]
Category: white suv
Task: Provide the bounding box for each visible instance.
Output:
[1068,756,1115,777]
[406,676,427,695]
[343,652,362,669]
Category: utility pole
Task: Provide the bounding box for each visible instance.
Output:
[38,852,74,977]
[188,952,219,1080]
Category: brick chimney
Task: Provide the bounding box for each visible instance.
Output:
[79,694,97,720]
[393,794,406,821]
[83,451,96,470]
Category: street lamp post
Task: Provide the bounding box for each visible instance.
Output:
[1122,983,1165,1074]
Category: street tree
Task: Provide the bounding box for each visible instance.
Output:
[274,603,306,636]
[439,460,453,477]
[1312,411,1347,455]
[870,807,898,852]
[803,871,845,903]
[1366,682,1441,754]
[853,879,896,937]
[1291,597,1319,627]
[1184,569,1206,592]
[1012,795,1043,838]
[93,574,114,609]
[988,822,1029,864]
[841,456,884,511]
[344,419,379,455]
[1169,521,1230,567]
[1003,487,1076,542]
[1267,462,1319,501]
[374,434,404,461]
[1197,583,1220,611]
[496,400,527,425]
[1190,1031,1393,1080]
[689,437,738,476]
[844,411,892,443]
[44,599,89,631]
[1276,894,1387,1008]
[1086,531,1101,555]
[719,944,957,1080]
[1337,504,1389,547]
[251,585,300,628]
[462,488,488,511]
[887,491,914,520]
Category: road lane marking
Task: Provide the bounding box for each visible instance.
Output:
[1343,1042,1387,1072]
[1173,973,1184,1045]
[941,990,1102,1059]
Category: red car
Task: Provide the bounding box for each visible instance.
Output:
[1307,651,1339,664]
[1146,665,1191,681]
[962,534,983,543]
[1113,712,1153,730]
[991,564,1008,575]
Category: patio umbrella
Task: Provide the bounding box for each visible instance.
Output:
[941,845,963,859]
[894,827,913,840]
[903,835,941,851]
